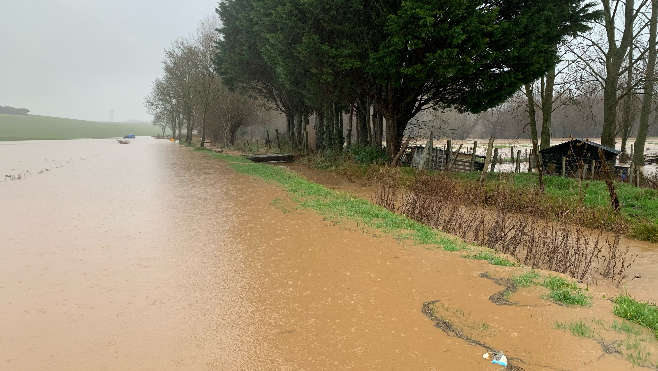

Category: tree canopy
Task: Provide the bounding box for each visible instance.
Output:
[215,0,600,157]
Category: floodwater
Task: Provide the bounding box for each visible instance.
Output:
[285,163,658,304]
[0,138,651,370]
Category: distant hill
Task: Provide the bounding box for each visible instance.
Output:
[0,114,159,141]
[0,106,29,115]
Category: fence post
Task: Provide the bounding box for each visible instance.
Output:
[582,163,588,180]
[510,147,515,163]
[491,148,499,172]
[470,140,478,171]
[445,138,451,170]
[528,149,533,173]
[516,150,521,173]
[562,157,566,177]
[591,160,596,180]
[480,136,495,183]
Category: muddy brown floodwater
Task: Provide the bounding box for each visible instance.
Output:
[0,138,651,370]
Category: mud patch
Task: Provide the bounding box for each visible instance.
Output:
[422,300,528,370]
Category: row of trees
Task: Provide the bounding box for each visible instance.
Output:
[145,18,273,146]
[0,106,29,115]
[147,1,658,167]
[213,0,601,159]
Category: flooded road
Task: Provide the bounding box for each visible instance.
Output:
[0,138,649,370]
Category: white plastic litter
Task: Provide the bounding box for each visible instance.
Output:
[491,351,508,367]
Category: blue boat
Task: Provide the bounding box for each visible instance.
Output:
[123,134,135,139]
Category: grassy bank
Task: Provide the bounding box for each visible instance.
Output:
[0,114,160,141]
[300,152,658,242]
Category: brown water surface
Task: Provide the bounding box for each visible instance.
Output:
[0,138,650,370]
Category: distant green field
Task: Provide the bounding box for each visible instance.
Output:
[0,114,160,141]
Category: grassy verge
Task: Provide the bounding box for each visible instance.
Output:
[200,152,537,267]
[192,147,253,163]
[614,295,658,339]
[207,153,456,249]
[511,270,591,306]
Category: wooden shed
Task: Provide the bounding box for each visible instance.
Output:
[538,139,620,178]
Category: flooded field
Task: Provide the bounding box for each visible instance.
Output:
[0,138,655,370]
[418,137,658,175]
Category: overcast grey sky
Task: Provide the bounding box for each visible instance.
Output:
[0,0,217,122]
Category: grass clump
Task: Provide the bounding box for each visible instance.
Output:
[555,319,595,338]
[510,272,591,306]
[512,270,541,287]
[629,221,658,243]
[542,275,591,306]
[464,250,518,266]
[611,320,643,336]
[614,295,658,338]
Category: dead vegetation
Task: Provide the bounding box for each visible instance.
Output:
[374,169,635,284]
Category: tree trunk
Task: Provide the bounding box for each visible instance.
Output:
[171,117,177,140]
[540,66,555,150]
[346,107,353,148]
[200,109,207,147]
[316,108,325,152]
[373,109,384,149]
[356,107,366,146]
[600,0,636,148]
[186,112,193,146]
[325,102,334,150]
[286,113,294,136]
[620,43,635,159]
[601,72,620,148]
[364,97,372,146]
[383,112,407,160]
[525,83,538,143]
[296,110,304,148]
[337,104,344,151]
[633,0,658,166]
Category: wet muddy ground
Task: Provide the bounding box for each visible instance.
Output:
[0,138,655,370]
[284,163,658,305]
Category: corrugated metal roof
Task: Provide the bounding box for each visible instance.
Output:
[539,139,621,155]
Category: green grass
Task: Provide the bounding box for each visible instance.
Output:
[455,171,658,241]
[210,153,465,252]
[510,271,591,306]
[464,250,518,266]
[611,320,643,336]
[629,221,658,243]
[192,148,253,163]
[542,275,591,306]
[614,295,658,338]
[512,270,541,287]
[555,319,595,338]
[0,114,160,141]
[624,338,658,367]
